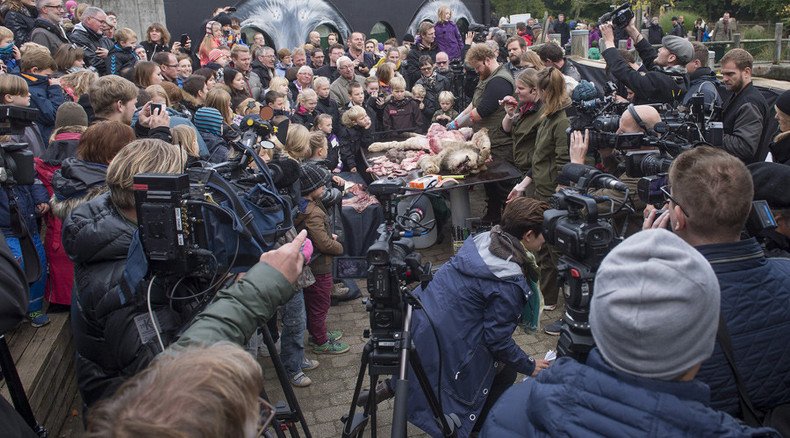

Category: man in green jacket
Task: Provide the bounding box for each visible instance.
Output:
[176,230,307,347]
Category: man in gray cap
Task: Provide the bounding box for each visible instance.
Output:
[644,146,790,427]
[480,228,779,436]
[600,15,692,104]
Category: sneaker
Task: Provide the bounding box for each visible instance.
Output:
[309,330,343,346]
[332,282,350,296]
[28,311,50,328]
[301,357,320,371]
[543,304,557,311]
[313,340,350,355]
[290,371,312,387]
[544,320,563,336]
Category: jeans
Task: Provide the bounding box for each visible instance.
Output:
[6,233,47,313]
[280,289,306,378]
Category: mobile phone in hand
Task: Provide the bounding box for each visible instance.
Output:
[180,33,189,46]
[150,103,163,116]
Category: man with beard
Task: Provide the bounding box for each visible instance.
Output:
[310,48,325,70]
[406,22,438,87]
[315,44,344,82]
[719,48,771,163]
[251,46,275,89]
[30,0,70,55]
[346,32,375,76]
[308,30,321,48]
[446,43,514,223]
[504,36,526,77]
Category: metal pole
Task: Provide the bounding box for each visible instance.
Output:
[775,23,784,65]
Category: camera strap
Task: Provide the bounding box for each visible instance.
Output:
[3,187,42,283]
[628,104,656,137]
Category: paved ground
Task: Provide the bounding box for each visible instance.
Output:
[258,188,565,438]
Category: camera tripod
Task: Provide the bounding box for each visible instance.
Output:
[258,324,312,438]
[340,296,459,438]
[0,335,47,437]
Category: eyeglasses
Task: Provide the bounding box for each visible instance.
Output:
[162,64,178,68]
[660,185,689,218]
[256,397,275,437]
[420,66,433,71]
[43,4,65,10]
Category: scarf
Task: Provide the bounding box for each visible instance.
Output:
[488,225,543,332]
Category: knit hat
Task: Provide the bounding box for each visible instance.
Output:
[55,102,88,129]
[208,49,225,63]
[193,107,223,135]
[299,163,329,196]
[403,33,415,43]
[662,35,694,64]
[749,162,790,209]
[775,89,790,116]
[214,12,232,27]
[590,228,720,381]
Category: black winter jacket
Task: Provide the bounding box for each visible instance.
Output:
[50,158,108,220]
[105,43,138,76]
[140,41,168,62]
[30,18,69,55]
[316,96,341,132]
[69,23,114,75]
[382,97,423,133]
[251,59,273,90]
[337,124,372,171]
[602,38,687,105]
[3,5,37,46]
[199,131,230,163]
[769,134,790,165]
[292,107,318,130]
[63,192,143,407]
[405,42,438,87]
[721,82,771,163]
[416,73,451,121]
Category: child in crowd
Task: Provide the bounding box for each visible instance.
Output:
[106,27,139,76]
[313,76,340,133]
[265,90,289,118]
[233,97,261,125]
[275,48,292,77]
[294,162,349,355]
[18,48,65,144]
[348,81,377,132]
[382,76,422,134]
[292,88,319,130]
[170,124,201,158]
[432,90,459,125]
[411,83,431,131]
[193,106,229,163]
[0,75,51,327]
[338,105,372,173]
[268,77,294,113]
[0,26,20,73]
[588,40,601,60]
[313,113,341,172]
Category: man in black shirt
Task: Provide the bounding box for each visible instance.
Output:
[554,13,571,47]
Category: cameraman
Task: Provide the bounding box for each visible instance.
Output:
[600,16,693,105]
[644,146,790,425]
[395,198,549,437]
[447,43,514,223]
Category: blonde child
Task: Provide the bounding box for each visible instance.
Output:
[106,27,138,76]
[432,90,460,125]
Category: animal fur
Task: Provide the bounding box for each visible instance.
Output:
[418,128,492,175]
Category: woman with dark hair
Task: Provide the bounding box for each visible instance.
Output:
[132,61,163,89]
[140,22,171,61]
[222,67,251,110]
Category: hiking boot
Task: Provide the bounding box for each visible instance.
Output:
[544,320,563,336]
[309,330,343,346]
[313,340,350,355]
[290,372,312,387]
[28,311,50,328]
[301,357,320,371]
[356,379,395,407]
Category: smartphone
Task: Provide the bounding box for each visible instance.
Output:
[180,33,189,46]
[150,103,163,116]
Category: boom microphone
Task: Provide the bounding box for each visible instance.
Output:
[561,163,628,191]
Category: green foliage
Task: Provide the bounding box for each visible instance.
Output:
[491,0,548,18]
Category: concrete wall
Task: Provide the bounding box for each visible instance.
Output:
[91,0,166,41]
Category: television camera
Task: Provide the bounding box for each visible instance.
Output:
[598,2,634,28]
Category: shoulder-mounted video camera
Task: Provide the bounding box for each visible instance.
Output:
[598,2,634,28]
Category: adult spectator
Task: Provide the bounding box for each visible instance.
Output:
[414,55,450,120]
[670,16,684,37]
[140,23,170,61]
[535,42,579,81]
[310,47,325,70]
[308,30,321,48]
[88,75,139,126]
[30,0,69,55]
[285,47,307,81]
[515,22,533,46]
[251,46,275,89]
[750,162,790,257]
[103,10,116,39]
[481,228,779,437]
[345,31,375,76]
[682,41,721,108]
[504,36,526,77]
[2,0,38,47]
[230,45,261,100]
[646,16,664,45]
[501,69,541,176]
[601,19,691,105]
[719,48,771,163]
[434,51,450,76]
[769,90,790,165]
[553,13,570,47]
[152,51,181,87]
[643,146,790,429]
[434,5,463,61]
[446,43,514,223]
[69,6,113,75]
[693,18,708,42]
[711,11,737,42]
[315,43,343,82]
[330,56,364,106]
[289,65,313,99]
[365,197,546,437]
[405,22,438,86]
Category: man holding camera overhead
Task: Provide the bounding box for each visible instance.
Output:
[600,15,692,105]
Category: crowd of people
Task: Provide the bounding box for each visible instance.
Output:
[0,0,788,436]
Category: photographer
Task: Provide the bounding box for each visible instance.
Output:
[447,43,514,223]
[644,147,790,427]
[600,16,693,105]
[481,229,779,437]
[395,198,549,437]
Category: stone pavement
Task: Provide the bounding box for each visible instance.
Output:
[258,188,565,437]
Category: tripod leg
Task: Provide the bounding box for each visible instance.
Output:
[341,342,372,438]
[260,326,312,438]
[260,386,288,438]
[0,336,47,437]
[409,348,457,437]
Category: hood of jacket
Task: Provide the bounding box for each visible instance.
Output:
[62,192,136,265]
[449,231,525,283]
[52,157,108,202]
[689,66,717,83]
[18,71,48,87]
[40,133,80,164]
